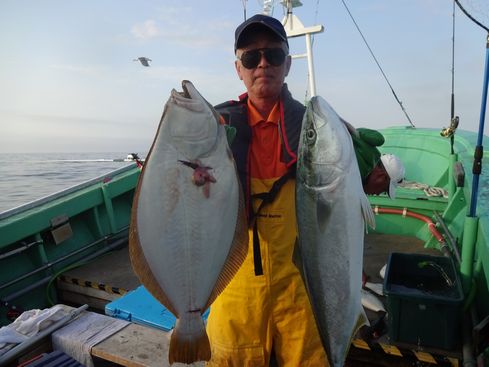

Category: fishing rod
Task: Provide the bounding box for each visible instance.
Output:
[454,0,489,218]
[441,1,460,155]
[340,0,415,128]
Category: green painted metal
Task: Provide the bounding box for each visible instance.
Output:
[461,216,479,293]
[376,126,489,322]
[448,153,457,198]
[0,164,140,326]
[101,184,117,233]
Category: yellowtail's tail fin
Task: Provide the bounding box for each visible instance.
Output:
[168,312,211,364]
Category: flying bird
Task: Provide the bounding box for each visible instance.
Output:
[134,57,152,67]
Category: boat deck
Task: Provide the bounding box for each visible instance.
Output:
[58,232,436,309]
[56,232,457,367]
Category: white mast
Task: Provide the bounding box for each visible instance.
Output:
[280,0,323,97]
[262,0,274,16]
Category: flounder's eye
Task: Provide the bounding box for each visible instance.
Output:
[306,128,316,143]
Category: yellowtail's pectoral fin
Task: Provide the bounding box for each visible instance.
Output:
[360,193,375,231]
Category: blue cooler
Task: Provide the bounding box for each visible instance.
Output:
[105,285,209,331]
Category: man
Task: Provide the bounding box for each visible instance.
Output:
[206,14,405,366]
[206,14,327,366]
[351,127,405,198]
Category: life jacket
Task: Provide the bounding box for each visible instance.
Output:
[214,84,305,221]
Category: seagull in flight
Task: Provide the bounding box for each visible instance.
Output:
[133,57,152,67]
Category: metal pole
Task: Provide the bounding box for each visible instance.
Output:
[469,34,489,218]
[305,33,316,97]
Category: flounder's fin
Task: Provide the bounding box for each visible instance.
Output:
[204,183,249,310]
[169,312,211,364]
[127,105,178,317]
[360,192,375,230]
[128,183,178,317]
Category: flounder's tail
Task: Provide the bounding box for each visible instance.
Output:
[169,312,211,364]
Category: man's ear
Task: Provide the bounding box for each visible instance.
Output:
[284,55,292,77]
[235,60,244,81]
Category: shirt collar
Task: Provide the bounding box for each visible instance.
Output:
[247,98,281,127]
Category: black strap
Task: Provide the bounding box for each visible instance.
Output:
[250,169,293,276]
[252,224,263,275]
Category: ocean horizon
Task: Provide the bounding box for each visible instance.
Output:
[0,152,145,213]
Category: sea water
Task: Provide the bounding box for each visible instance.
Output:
[0,152,142,213]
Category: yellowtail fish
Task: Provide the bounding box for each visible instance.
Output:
[295,95,375,367]
[129,80,248,364]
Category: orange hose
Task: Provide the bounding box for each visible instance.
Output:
[374,207,445,243]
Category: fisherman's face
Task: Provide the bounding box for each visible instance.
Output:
[235,31,291,102]
[363,165,390,195]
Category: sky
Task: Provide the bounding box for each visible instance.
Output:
[0,0,488,153]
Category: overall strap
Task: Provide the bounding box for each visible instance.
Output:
[249,168,294,276]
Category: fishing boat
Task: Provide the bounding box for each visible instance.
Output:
[1,1,489,366]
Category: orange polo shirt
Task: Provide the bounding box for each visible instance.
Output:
[247,98,288,180]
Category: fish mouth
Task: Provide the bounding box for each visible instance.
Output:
[170,80,207,113]
[168,81,219,144]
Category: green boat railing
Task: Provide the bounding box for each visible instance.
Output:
[0,163,141,325]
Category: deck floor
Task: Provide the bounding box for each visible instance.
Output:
[363,232,439,283]
[61,232,438,298]
[59,233,450,367]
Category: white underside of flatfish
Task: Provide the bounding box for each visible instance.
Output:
[129,80,247,365]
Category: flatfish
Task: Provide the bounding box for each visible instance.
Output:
[129,80,248,364]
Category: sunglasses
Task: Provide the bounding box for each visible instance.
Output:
[238,48,287,69]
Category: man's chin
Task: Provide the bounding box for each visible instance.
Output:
[252,84,281,99]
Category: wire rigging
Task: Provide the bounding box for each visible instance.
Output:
[454,0,489,33]
[340,0,415,128]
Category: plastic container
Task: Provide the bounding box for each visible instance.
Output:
[23,350,84,367]
[105,285,209,331]
[383,252,464,350]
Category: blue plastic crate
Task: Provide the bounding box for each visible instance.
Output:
[105,285,209,331]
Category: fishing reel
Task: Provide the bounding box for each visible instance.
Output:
[440,116,459,138]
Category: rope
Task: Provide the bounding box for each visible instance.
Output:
[340,0,415,128]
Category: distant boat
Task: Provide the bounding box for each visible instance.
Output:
[124,153,140,162]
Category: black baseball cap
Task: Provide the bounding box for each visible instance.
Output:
[234,14,289,51]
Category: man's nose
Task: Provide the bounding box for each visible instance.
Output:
[256,51,269,67]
